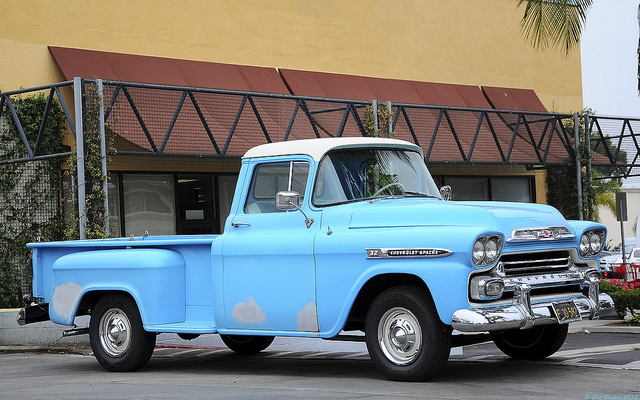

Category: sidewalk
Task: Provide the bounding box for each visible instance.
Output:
[569,316,640,333]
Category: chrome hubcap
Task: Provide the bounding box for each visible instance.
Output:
[378,307,422,365]
[99,308,131,357]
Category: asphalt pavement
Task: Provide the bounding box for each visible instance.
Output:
[3,320,640,400]
[2,310,640,372]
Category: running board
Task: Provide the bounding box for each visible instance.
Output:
[324,334,366,342]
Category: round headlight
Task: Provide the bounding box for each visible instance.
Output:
[579,234,590,256]
[472,240,485,265]
[589,233,601,253]
[485,239,499,263]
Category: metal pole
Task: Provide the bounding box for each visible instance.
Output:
[74,77,86,240]
[574,113,583,220]
[372,100,378,136]
[387,101,393,137]
[616,192,628,265]
[97,79,109,237]
[621,218,627,264]
[585,112,593,219]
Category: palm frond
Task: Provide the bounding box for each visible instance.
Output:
[517,0,593,54]
[595,192,616,216]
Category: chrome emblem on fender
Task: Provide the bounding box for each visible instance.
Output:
[537,230,553,239]
[366,248,453,259]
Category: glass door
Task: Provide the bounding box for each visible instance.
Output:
[176,174,216,234]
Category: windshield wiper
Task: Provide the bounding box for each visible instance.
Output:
[366,194,400,203]
[366,191,440,203]
[403,191,441,199]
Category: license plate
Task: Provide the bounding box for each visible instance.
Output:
[552,300,582,324]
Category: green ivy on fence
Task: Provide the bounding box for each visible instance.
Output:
[363,101,394,138]
[0,85,114,308]
[0,93,66,307]
[547,110,621,225]
[65,84,114,240]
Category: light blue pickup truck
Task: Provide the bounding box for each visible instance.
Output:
[18,137,613,381]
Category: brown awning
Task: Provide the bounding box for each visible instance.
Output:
[482,86,548,112]
[49,46,290,94]
[49,47,547,112]
[49,47,570,165]
[279,68,492,108]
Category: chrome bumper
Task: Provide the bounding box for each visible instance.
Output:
[452,278,614,333]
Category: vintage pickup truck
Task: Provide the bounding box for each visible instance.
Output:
[18,137,613,381]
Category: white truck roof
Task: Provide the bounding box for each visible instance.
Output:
[243,137,422,161]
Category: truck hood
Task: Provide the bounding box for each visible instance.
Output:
[347,198,570,235]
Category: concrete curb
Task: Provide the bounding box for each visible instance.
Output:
[581,325,640,334]
[0,345,92,355]
[0,309,89,347]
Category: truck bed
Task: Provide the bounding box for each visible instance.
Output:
[28,235,220,330]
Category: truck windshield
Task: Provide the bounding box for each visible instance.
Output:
[312,148,441,206]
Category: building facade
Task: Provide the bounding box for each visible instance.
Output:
[1,0,585,237]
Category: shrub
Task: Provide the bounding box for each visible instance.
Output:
[600,274,640,318]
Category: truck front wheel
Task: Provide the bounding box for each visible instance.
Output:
[365,286,451,381]
[89,294,156,372]
[493,324,568,360]
[220,334,275,354]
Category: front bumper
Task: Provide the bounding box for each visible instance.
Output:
[452,278,614,332]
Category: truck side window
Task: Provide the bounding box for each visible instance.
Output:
[244,161,310,214]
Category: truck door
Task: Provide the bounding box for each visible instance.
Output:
[221,159,320,332]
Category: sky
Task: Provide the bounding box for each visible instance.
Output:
[581,1,640,188]
[581,0,640,117]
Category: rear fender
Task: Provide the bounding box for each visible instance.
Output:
[48,248,185,326]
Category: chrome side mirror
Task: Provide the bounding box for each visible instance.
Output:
[276,191,314,228]
[439,185,452,201]
[276,191,300,211]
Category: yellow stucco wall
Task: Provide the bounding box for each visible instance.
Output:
[1,0,582,112]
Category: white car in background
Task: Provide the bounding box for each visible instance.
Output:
[600,246,640,273]
[611,238,636,255]
[629,248,640,264]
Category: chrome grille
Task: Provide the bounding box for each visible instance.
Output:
[499,250,571,277]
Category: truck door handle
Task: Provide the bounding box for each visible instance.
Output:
[231,222,251,227]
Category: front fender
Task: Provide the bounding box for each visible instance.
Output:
[314,223,483,337]
[48,248,186,326]
[317,258,472,337]
[567,220,606,238]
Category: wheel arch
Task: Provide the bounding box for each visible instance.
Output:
[343,273,433,332]
[77,290,137,317]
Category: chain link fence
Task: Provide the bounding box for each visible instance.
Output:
[0,83,76,306]
[589,115,640,183]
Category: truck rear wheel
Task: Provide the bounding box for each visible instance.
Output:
[89,294,156,372]
[220,334,275,354]
[493,324,568,359]
[365,286,451,381]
